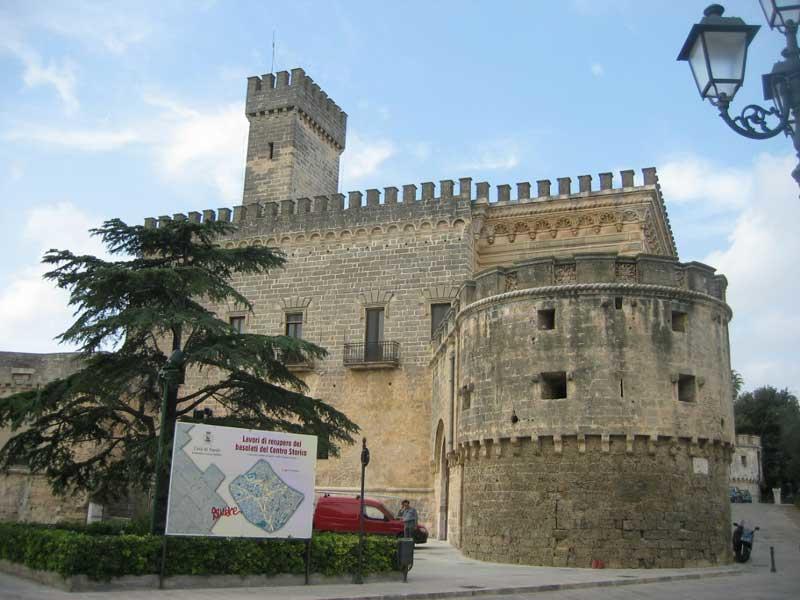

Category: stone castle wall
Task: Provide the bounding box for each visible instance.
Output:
[430,252,734,566]
[730,434,762,501]
[460,436,731,567]
[0,352,87,523]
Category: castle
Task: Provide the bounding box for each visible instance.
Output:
[1,67,736,568]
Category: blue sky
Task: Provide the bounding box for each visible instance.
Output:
[0,0,797,394]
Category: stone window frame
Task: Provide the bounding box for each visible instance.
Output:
[227,310,249,334]
[672,371,704,403]
[279,296,313,339]
[532,370,573,401]
[357,290,394,327]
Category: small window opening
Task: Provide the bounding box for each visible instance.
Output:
[614,297,623,310]
[461,384,472,410]
[431,302,451,337]
[672,310,688,332]
[229,316,245,333]
[541,371,567,399]
[537,308,555,330]
[620,378,624,398]
[268,142,275,159]
[677,374,696,402]
[741,455,747,468]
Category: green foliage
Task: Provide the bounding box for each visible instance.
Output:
[0,523,398,581]
[735,386,800,495]
[731,370,744,401]
[0,218,358,529]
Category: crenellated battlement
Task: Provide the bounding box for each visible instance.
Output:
[246,68,347,150]
[146,166,672,242]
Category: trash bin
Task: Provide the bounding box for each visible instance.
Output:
[398,538,414,582]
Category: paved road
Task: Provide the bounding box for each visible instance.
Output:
[451,503,800,600]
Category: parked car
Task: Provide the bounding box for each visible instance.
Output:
[313,495,428,543]
[730,487,753,503]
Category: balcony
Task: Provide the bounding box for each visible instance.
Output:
[280,350,314,372]
[343,341,400,369]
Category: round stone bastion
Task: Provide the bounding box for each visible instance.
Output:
[436,255,735,568]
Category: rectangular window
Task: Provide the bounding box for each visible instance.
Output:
[365,307,385,361]
[431,303,451,337]
[615,297,623,310]
[230,316,245,333]
[541,371,567,399]
[537,308,556,330]
[742,455,747,468]
[268,142,275,160]
[285,313,303,339]
[678,374,696,402]
[672,310,688,332]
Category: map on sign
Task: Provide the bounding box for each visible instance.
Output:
[164,422,317,538]
[229,460,304,532]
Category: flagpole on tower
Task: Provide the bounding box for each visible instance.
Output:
[271,31,276,74]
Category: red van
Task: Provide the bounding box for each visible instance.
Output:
[313,495,428,543]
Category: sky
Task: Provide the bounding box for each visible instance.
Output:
[0,0,797,395]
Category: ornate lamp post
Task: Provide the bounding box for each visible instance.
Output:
[678,3,800,186]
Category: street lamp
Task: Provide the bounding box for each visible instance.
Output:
[678,3,800,186]
[149,348,185,535]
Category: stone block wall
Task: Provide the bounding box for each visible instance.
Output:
[730,434,762,501]
[0,352,86,523]
[460,436,731,567]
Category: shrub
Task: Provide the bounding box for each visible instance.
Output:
[0,522,398,581]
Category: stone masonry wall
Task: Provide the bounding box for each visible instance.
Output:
[170,198,474,530]
[0,352,87,522]
[461,436,731,567]
[730,434,762,501]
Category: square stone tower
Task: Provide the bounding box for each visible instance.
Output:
[243,68,347,205]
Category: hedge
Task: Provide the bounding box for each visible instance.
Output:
[0,522,399,581]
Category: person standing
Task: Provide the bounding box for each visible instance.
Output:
[397,499,418,539]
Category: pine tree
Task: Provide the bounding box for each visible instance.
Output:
[0,218,358,531]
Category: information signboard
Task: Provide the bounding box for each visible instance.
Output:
[164,422,317,538]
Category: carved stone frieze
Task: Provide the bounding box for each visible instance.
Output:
[554,264,577,284]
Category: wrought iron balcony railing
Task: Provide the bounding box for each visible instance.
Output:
[343,341,400,368]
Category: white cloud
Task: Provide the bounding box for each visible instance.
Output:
[591,63,605,77]
[147,99,249,203]
[6,93,249,202]
[0,203,107,353]
[5,126,140,151]
[341,132,396,184]
[662,152,800,394]
[455,140,520,171]
[1,40,78,114]
[659,156,753,211]
[4,0,152,54]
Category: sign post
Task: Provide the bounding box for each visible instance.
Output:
[355,437,370,584]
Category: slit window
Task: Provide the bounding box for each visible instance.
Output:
[537,309,556,330]
[230,316,245,333]
[541,371,567,399]
[269,142,275,160]
[620,378,624,398]
[741,455,747,468]
[677,374,696,402]
[672,310,688,332]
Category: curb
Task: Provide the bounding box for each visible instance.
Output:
[306,568,742,600]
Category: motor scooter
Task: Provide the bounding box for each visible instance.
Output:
[732,521,759,562]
